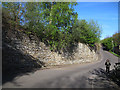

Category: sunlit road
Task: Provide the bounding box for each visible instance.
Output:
[3,49,120,88]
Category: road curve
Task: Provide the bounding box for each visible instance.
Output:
[3,49,120,88]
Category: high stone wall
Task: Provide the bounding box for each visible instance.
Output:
[3,30,99,67]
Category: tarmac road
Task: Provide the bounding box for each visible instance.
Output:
[2,49,120,88]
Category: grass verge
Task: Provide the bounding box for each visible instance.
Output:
[109,51,120,58]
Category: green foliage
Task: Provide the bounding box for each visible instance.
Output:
[72,19,102,47]
[2,2,24,29]
[2,2,102,52]
[101,37,113,51]
[22,2,78,51]
[101,32,120,54]
[109,51,120,58]
[112,32,120,47]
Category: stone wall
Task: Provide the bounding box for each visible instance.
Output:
[3,30,99,66]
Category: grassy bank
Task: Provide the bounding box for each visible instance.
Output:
[109,51,120,58]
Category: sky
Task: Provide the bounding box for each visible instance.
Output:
[73,2,118,40]
[1,1,118,40]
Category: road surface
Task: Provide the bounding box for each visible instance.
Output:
[2,49,120,88]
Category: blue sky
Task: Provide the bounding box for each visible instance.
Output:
[73,2,118,40]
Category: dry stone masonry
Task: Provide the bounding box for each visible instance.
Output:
[4,30,99,67]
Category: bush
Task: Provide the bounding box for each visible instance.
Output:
[101,37,113,51]
[72,19,101,47]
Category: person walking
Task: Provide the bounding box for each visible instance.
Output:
[105,59,111,73]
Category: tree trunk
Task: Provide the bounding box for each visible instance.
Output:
[49,2,55,25]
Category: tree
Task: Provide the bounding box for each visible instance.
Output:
[101,37,113,51]
[2,2,24,30]
[112,32,120,47]
[2,2,102,52]
[88,20,102,42]
[72,19,102,47]
[22,2,78,51]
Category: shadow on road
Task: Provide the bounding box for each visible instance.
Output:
[109,69,120,87]
[2,43,45,85]
[88,68,120,88]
